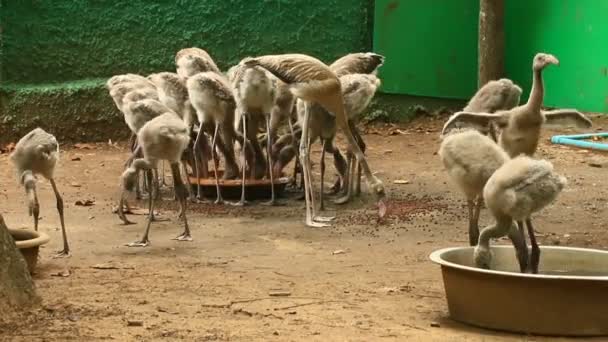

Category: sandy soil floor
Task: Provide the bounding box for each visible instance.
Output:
[1,116,608,341]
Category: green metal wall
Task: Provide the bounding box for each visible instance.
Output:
[0,0,373,84]
[505,0,608,113]
[373,0,479,99]
[374,0,608,112]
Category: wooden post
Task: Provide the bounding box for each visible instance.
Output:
[478,0,505,88]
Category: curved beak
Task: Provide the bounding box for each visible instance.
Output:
[547,55,560,66]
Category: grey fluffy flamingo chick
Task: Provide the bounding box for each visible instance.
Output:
[329,52,385,77]
[115,99,170,224]
[230,61,279,205]
[10,128,70,257]
[442,53,592,156]
[441,78,523,139]
[438,129,510,247]
[441,53,590,244]
[332,73,382,204]
[243,53,386,227]
[186,72,241,204]
[175,47,221,79]
[147,72,195,128]
[327,53,384,198]
[121,111,192,247]
[476,156,567,273]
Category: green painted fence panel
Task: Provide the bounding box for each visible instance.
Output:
[373,0,479,99]
[505,0,608,113]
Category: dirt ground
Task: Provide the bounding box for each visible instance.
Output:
[2,116,608,341]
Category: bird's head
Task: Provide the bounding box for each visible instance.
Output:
[474,245,493,270]
[533,53,559,71]
[120,166,139,192]
[367,175,387,218]
[241,57,260,68]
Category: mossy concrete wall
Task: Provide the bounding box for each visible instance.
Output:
[0,0,374,143]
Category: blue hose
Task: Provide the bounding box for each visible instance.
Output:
[551,132,608,151]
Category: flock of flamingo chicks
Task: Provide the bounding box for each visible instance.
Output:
[7,48,593,275]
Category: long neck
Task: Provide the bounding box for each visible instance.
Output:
[526,68,544,111]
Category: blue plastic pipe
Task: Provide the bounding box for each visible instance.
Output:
[551,132,608,151]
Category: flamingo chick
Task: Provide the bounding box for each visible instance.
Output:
[476,156,567,273]
[243,53,386,227]
[10,128,70,257]
[121,111,191,247]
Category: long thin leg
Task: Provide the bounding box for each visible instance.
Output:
[526,218,541,274]
[328,140,347,195]
[507,222,529,273]
[49,179,70,258]
[25,181,40,231]
[127,174,155,247]
[234,114,248,206]
[263,115,279,206]
[117,190,135,225]
[287,119,301,189]
[211,122,224,204]
[319,139,327,211]
[192,124,205,200]
[181,161,193,202]
[299,106,321,227]
[468,197,482,246]
[160,161,168,187]
[516,220,528,250]
[301,103,333,227]
[146,170,166,222]
[351,123,365,196]
[334,152,354,204]
[152,168,161,200]
[171,163,192,241]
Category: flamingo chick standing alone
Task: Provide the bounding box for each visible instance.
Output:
[121,111,192,247]
[243,53,386,227]
[10,128,70,257]
[476,156,567,273]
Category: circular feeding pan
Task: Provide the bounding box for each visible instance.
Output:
[188,170,290,200]
[430,246,608,336]
[9,228,50,274]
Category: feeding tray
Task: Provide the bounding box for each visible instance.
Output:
[430,246,608,336]
[551,132,608,152]
[9,228,50,274]
[188,170,289,200]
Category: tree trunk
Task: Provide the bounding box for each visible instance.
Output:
[0,214,39,312]
[478,0,505,88]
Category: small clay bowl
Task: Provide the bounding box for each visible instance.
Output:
[9,228,50,274]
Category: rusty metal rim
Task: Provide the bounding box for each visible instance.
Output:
[8,228,51,249]
[429,245,608,281]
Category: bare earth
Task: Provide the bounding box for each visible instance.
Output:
[1,116,608,341]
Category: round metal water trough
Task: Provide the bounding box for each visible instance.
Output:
[9,228,50,274]
[430,246,608,336]
[188,170,290,200]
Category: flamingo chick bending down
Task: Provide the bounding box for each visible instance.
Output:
[10,128,70,257]
[187,72,241,204]
[230,61,279,205]
[121,111,192,247]
[476,156,567,273]
[243,53,386,227]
